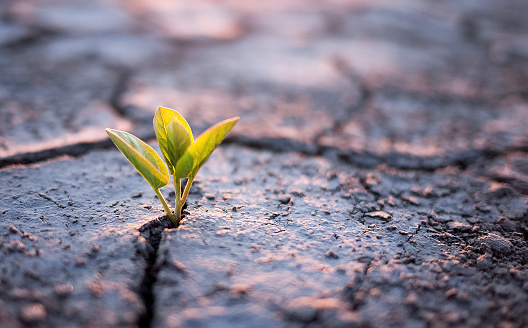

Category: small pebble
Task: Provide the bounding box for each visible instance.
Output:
[341,193,352,199]
[20,304,46,323]
[291,189,305,197]
[405,293,418,304]
[325,250,339,259]
[9,225,18,233]
[279,194,292,204]
[451,221,472,232]
[131,191,143,198]
[87,282,103,297]
[216,230,229,236]
[10,288,35,299]
[55,284,74,297]
[75,257,87,266]
[69,230,77,236]
[26,249,37,257]
[7,240,25,252]
[205,193,215,200]
[445,288,458,299]
[230,284,251,297]
[25,270,39,280]
[365,211,392,221]
[401,195,420,205]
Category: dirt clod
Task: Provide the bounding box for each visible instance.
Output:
[75,257,87,266]
[279,194,292,204]
[325,250,339,259]
[477,234,513,255]
[19,304,46,323]
[54,284,74,297]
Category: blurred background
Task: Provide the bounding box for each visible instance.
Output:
[0,0,527,167]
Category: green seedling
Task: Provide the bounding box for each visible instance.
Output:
[106,106,239,227]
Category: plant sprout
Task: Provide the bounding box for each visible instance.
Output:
[106,106,239,227]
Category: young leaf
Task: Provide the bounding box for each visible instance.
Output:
[175,117,239,179]
[106,129,169,190]
[166,119,192,170]
[154,106,193,174]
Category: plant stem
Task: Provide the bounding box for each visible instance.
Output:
[181,176,194,206]
[173,174,182,226]
[154,188,177,226]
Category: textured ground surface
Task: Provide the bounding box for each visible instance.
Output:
[0,0,527,327]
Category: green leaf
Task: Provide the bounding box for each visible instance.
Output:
[153,106,193,174]
[175,116,239,179]
[106,129,169,190]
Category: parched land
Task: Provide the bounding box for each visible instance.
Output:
[0,1,527,327]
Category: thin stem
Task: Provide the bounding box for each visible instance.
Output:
[173,174,182,226]
[181,175,194,206]
[154,188,177,226]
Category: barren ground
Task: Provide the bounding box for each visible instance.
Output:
[0,1,527,327]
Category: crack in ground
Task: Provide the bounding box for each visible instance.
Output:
[1,129,526,173]
[0,134,512,172]
[488,174,528,196]
[108,66,132,118]
[38,193,66,209]
[284,257,374,327]
[343,259,373,311]
[0,26,59,50]
[0,139,116,168]
[331,56,372,121]
[228,135,497,172]
[405,222,425,243]
[311,56,373,149]
[137,216,173,328]
[1,52,516,171]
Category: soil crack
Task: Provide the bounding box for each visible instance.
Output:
[343,259,373,311]
[137,216,173,328]
[0,140,115,168]
[38,193,66,209]
[108,67,132,118]
[2,130,527,172]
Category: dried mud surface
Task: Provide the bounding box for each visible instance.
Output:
[0,0,527,327]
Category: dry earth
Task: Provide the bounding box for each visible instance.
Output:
[0,1,527,327]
